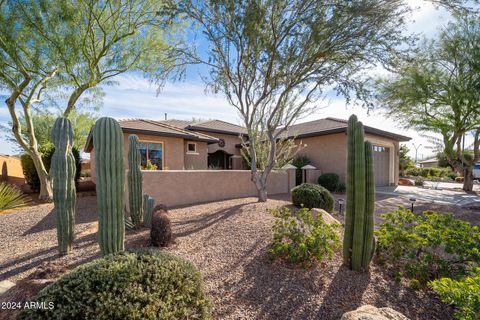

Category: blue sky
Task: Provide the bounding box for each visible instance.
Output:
[0,2,457,159]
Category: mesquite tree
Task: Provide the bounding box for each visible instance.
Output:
[0,0,186,200]
[183,0,411,201]
[375,14,480,191]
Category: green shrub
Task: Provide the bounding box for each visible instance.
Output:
[317,173,340,192]
[414,176,425,186]
[456,176,465,183]
[375,208,480,285]
[291,155,311,185]
[17,250,211,320]
[291,183,334,211]
[430,268,480,320]
[404,167,450,178]
[336,182,346,193]
[21,144,81,191]
[448,171,459,180]
[268,207,340,266]
[0,182,28,210]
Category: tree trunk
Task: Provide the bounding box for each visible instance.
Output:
[251,170,268,202]
[30,149,53,200]
[257,188,267,202]
[463,166,474,192]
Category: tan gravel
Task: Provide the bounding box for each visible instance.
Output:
[0,194,459,320]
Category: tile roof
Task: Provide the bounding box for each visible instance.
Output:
[281,117,411,141]
[159,119,247,136]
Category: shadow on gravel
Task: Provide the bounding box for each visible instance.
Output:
[172,202,250,238]
[23,198,98,236]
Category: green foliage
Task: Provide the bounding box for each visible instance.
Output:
[292,155,311,185]
[291,183,334,211]
[21,144,81,192]
[317,173,340,192]
[93,117,125,256]
[430,268,480,320]
[268,207,340,266]
[456,176,465,183]
[17,250,211,320]
[414,176,425,186]
[404,167,451,178]
[399,145,415,175]
[343,115,375,272]
[144,160,158,170]
[375,208,480,284]
[50,117,76,254]
[0,182,28,211]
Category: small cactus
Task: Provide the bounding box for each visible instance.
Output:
[127,135,143,227]
[51,117,76,254]
[93,117,125,256]
[342,115,376,272]
[143,194,155,228]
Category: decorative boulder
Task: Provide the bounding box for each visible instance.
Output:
[311,208,340,225]
[341,305,409,320]
[150,205,172,247]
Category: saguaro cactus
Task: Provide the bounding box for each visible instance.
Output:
[143,194,155,228]
[51,117,76,254]
[93,117,125,256]
[128,135,143,227]
[342,115,375,272]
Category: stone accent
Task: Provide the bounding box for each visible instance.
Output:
[341,305,409,320]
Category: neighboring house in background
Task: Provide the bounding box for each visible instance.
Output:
[418,158,439,168]
[84,117,410,186]
[0,155,25,186]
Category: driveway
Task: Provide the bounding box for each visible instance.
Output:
[376,185,480,207]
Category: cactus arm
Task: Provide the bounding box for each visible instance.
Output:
[362,141,375,269]
[143,194,155,228]
[343,115,357,267]
[51,117,76,254]
[93,117,125,256]
[127,135,143,228]
[351,123,366,271]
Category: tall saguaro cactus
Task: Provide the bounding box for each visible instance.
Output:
[343,115,375,272]
[93,117,125,256]
[51,117,76,254]
[128,135,143,227]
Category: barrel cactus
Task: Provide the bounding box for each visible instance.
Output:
[143,194,155,228]
[342,115,375,272]
[51,117,76,254]
[93,117,125,256]
[128,135,143,228]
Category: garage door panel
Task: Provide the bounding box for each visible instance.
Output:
[373,145,390,186]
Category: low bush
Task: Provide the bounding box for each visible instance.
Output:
[17,250,211,320]
[448,171,459,180]
[375,208,480,285]
[268,207,340,266]
[291,183,334,211]
[404,167,451,179]
[0,182,28,210]
[414,176,425,186]
[430,268,480,320]
[21,144,81,191]
[456,176,465,183]
[317,173,340,192]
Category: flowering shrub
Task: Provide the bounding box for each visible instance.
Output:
[268,207,340,266]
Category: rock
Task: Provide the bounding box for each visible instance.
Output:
[311,208,340,225]
[0,280,15,295]
[398,178,414,186]
[341,305,410,320]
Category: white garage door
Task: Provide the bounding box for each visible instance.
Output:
[373,145,390,186]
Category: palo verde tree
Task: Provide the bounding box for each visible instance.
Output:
[0,0,186,200]
[375,14,480,191]
[183,0,411,201]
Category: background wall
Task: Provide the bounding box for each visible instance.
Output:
[142,169,295,207]
[0,155,25,186]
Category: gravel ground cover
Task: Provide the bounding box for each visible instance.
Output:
[1,193,476,319]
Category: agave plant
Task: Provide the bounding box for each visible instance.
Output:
[0,182,28,211]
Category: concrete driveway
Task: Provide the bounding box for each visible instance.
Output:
[376,185,480,207]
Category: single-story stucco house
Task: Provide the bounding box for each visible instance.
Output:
[84,117,410,186]
[418,158,438,168]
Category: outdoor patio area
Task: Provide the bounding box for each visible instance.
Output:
[2,192,478,320]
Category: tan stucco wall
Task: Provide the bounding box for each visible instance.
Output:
[184,140,208,170]
[142,169,294,207]
[295,132,400,185]
[0,156,25,186]
[206,132,242,156]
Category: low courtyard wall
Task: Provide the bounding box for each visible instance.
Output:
[141,169,295,207]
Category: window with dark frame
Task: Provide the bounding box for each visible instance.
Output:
[187,142,197,153]
[138,142,163,169]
